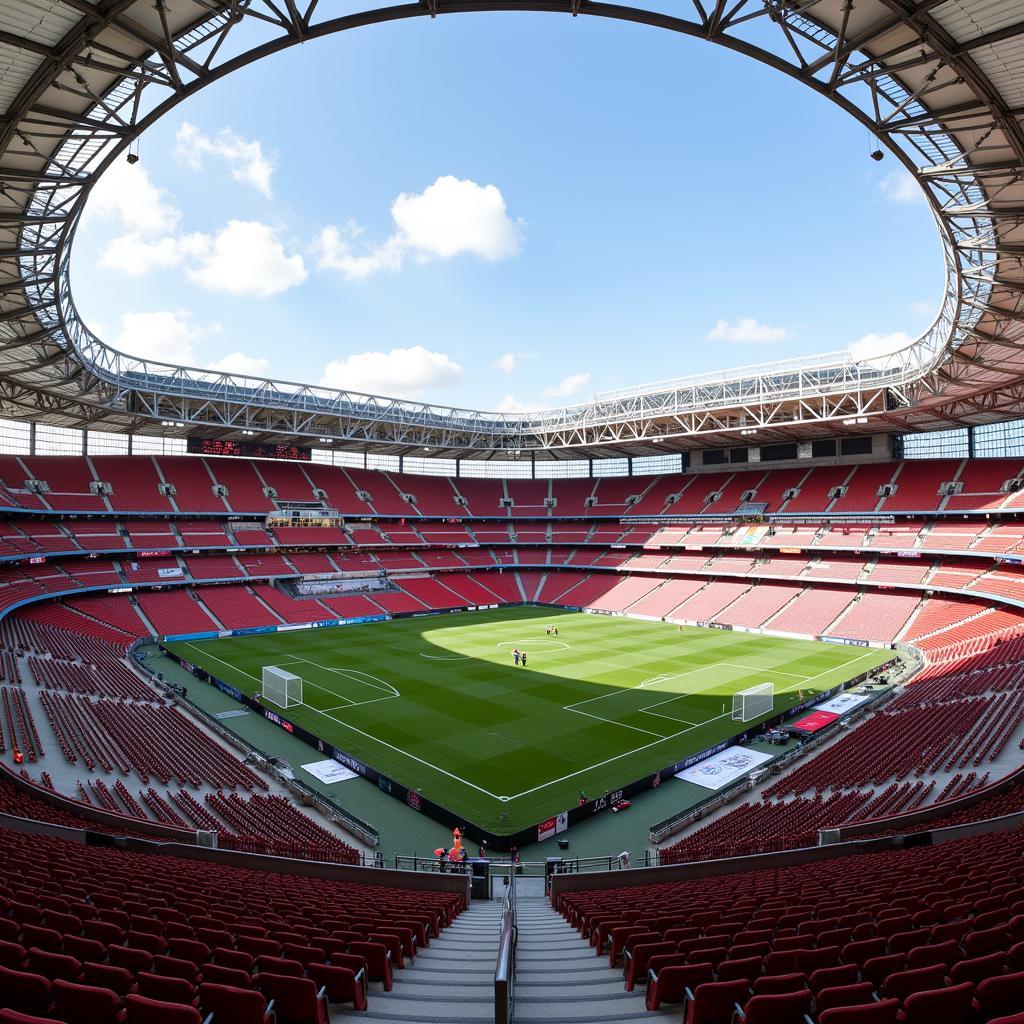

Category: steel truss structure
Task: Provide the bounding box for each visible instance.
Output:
[1,0,1023,459]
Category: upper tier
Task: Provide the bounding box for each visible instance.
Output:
[1,456,1022,517]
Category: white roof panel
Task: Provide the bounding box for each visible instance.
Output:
[931,0,1024,41]
[0,42,46,115]
[0,0,80,44]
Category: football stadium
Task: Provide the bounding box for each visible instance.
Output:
[2,0,1024,1023]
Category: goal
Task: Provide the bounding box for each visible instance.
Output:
[732,682,773,722]
[262,666,303,709]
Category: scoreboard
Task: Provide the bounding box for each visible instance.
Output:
[186,438,312,461]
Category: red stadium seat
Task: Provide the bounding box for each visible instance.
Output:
[254,974,328,1024]
[900,981,974,1024]
[51,979,126,1024]
[197,983,274,1024]
[0,966,52,1016]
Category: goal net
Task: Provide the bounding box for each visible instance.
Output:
[732,682,773,722]
[262,666,303,709]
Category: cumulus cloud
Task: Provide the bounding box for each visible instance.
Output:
[392,176,522,261]
[848,331,913,362]
[879,171,921,205]
[316,224,405,281]
[707,318,789,343]
[495,394,537,414]
[86,159,181,236]
[100,232,208,276]
[494,352,534,374]
[186,220,307,297]
[316,175,524,281]
[174,122,275,198]
[112,310,220,365]
[111,310,271,377]
[544,372,591,399]
[207,352,270,376]
[320,346,463,399]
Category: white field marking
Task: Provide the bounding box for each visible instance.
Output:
[419,653,471,661]
[565,661,750,712]
[641,709,700,726]
[514,649,886,803]
[564,705,667,739]
[181,636,884,810]
[505,708,736,802]
[181,642,263,685]
[181,645,398,712]
[280,657,400,698]
[176,645,504,801]
[726,664,806,679]
[323,702,354,712]
[496,638,570,652]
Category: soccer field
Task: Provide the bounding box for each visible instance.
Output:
[167,607,890,833]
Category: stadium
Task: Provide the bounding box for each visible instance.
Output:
[1,0,1024,1022]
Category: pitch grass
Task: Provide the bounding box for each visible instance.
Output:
[167,607,890,834]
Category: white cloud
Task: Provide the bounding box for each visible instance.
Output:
[320,346,463,399]
[848,331,913,362]
[495,394,537,414]
[112,310,216,365]
[316,175,524,281]
[111,310,272,378]
[174,122,275,198]
[315,223,405,281]
[911,300,934,316]
[207,352,270,376]
[879,171,921,205]
[391,176,523,261]
[707,318,789,343]
[100,231,208,276]
[85,159,181,236]
[187,220,307,297]
[494,352,533,374]
[544,372,591,399]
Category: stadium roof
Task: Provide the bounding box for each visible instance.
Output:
[0,0,1023,459]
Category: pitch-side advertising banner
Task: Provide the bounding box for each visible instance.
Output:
[300,759,359,784]
[815,693,870,716]
[674,746,773,791]
[789,710,841,734]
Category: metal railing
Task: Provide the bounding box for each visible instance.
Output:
[494,856,517,1024]
[392,853,632,875]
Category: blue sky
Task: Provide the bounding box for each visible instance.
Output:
[72,13,940,412]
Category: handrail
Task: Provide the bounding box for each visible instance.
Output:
[494,856,517,1024]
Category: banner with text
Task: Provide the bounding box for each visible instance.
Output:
[815,693,871,716]
[300,759,359,785]
[674,746,773,791]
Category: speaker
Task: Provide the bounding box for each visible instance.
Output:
[557,839,569,850]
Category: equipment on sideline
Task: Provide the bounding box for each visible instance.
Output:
[732,681,774,722]
[262,666,303,708]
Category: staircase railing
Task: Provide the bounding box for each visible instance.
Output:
[494,858,517,1024]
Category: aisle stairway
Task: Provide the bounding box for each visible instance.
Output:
[514,896,677,1024]
[351,898,503,1023]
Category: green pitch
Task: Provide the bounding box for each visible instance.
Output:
[167,607,890,833]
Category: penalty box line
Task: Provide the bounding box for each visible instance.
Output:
[564,660,793,714]
[178,644,506,801]
[531,651,883,806]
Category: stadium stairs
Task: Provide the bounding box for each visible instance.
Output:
[353,898,504,1024]
[513,896,674,1024]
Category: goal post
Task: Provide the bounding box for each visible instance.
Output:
[732,682,773,722]
[262,666,303,709]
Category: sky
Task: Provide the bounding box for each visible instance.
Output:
[71,13,941,413]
